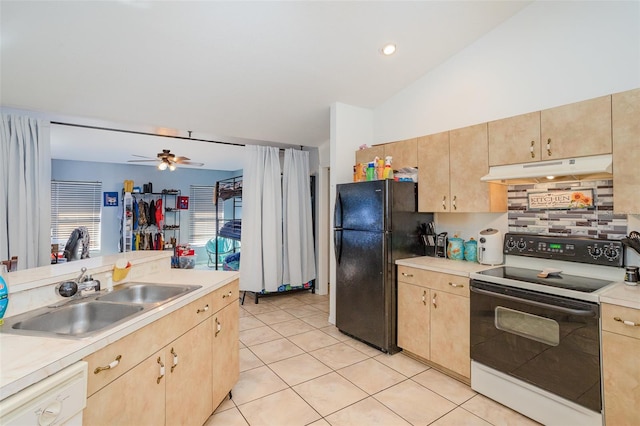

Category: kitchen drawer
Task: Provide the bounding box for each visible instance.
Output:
[397,266,469,297]
[602,303,640,340]
[210,279,239,314]
[84,292,214,396]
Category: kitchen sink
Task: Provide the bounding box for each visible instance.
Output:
[97,283,200,305]
[7,301,144,338]
[1,283,202,339]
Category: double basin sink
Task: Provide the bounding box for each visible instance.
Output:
[0,283,202,339]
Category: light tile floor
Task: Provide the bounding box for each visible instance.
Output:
[204,291,539,426]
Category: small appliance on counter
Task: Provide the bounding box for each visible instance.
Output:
[435,232,448,258]
[477,228,502,265]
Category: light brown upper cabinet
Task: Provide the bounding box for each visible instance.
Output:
[612,88,640,214]
[488,111,541,166]
[418,125,506,213]
[540,95,612,160]
[384,138,418,170]
[355,145,384,166]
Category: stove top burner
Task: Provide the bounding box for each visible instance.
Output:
[476,266,614,293]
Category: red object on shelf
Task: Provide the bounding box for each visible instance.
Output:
[176,247,194,257]
[177,196,189,209]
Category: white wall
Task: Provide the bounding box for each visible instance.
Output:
[329,0,640,321]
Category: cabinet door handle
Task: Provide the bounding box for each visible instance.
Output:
[452,196,457,211]
[401,272,414,278]
[530,140,535,158]
[215,317,222,337]
[94,355,122,374]
[422,290,426,306]
[614,317,639,327]
[170,347,178,372]
[197,304,209,314]
[157,357,165,384]
[442,196,447,210]
[449,282,464,288]
[222,291,233,299]
[432,293,437,308]
[547,138,552,157]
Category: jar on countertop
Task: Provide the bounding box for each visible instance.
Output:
[464,238,478,262]
[447,237,464,260]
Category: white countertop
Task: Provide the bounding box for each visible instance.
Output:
[599,282,640,310]
[0,269,239,400]
[396,256,496,277]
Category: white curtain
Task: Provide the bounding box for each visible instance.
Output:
[282,149,316,286]
[240,146,283,293]
[0,114,51,269]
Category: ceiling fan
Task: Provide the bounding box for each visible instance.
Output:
[127,149,204,171]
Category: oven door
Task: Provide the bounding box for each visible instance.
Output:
[470,280,601,413]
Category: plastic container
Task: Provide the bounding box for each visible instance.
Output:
[0,264,8,326]
[179,255,196,269]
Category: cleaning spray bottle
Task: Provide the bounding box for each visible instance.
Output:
[0,264,9,326]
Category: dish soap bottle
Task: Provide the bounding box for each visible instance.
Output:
[0,264,8,326]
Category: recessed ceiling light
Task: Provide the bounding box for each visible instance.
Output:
[381,43,396,56]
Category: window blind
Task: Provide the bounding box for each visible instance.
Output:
[51,180,102,251]
[189,185,221,246]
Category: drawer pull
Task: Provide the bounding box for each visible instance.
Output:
[530,141,535,158]
[432,293,437,308]
[614,317,639,327]
[157,357,165,384]
[452,196,457,211]
[171,347,178,372]
[222,291,233,299]
[215,317,222,337]
[448,282,464,288]
[401,272,414,278]
[94,355,122,374]
[197,304,209,314]
[547,138,552,157]
[422,290,426,306]
[442,196,447,210]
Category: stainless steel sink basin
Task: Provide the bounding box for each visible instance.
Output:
[8,301,144,338]
[97,283,201,304]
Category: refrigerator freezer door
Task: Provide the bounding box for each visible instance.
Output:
[336,180,385,232]
[335,229,388,350]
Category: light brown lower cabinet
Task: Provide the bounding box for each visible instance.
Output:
[601,303,640,426]
[397,266,470,381]
[83,280,239,425]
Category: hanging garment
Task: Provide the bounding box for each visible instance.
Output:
[155,199,163,229]
[148,199,156,226]
[138,200,147,226]
[132,199,139,231]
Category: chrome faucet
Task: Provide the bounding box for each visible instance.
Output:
[56,267,101,298]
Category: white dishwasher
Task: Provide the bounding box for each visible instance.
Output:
[0,361,88,426]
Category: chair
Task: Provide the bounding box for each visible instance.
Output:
[205,236,235,268]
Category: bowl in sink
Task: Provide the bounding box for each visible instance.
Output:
[97,283,201,305]
[6,301,144,338]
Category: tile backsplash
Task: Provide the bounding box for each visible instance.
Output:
[507,179,627,239]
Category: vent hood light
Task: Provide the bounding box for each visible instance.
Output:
[481,154,613,184]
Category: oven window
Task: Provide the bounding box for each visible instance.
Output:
[494,306,560,346]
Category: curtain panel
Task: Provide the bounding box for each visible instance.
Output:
[0,114,51,269]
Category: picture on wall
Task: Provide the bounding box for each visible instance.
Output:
[103,191,118,207]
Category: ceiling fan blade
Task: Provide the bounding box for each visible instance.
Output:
[131,154,153,159]
[180,161,204,167]
[127,159,159,163]
[173,156,192,163]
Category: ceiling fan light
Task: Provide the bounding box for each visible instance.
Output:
[168,163,176,171]
[158,161,168,171]
[381,43,396,56]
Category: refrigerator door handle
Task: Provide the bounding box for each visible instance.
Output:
[333,229,343,264]
[334,192,343,229]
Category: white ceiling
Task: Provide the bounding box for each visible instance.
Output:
[1,1,532,170]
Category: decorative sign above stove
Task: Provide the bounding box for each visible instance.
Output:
[527,189,594,210]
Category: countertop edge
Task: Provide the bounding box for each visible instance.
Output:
[396,256,495,277]
[0,269,240,400]
[599,282,640,310]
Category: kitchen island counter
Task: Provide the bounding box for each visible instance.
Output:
[0,268,239,401]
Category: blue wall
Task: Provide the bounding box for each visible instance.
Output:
[52,159,241,257]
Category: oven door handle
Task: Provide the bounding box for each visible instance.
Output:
[470,286,597,317]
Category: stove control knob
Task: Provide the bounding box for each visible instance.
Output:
[516,240,527,251]
[506,239,516,250]
[589,246,603,259]
[604,246,620,261]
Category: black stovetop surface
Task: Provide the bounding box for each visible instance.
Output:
[476,266,614,293]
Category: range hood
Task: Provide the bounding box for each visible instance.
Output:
[481,154,613,184]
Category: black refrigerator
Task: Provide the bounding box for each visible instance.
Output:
[334,180,433,354]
